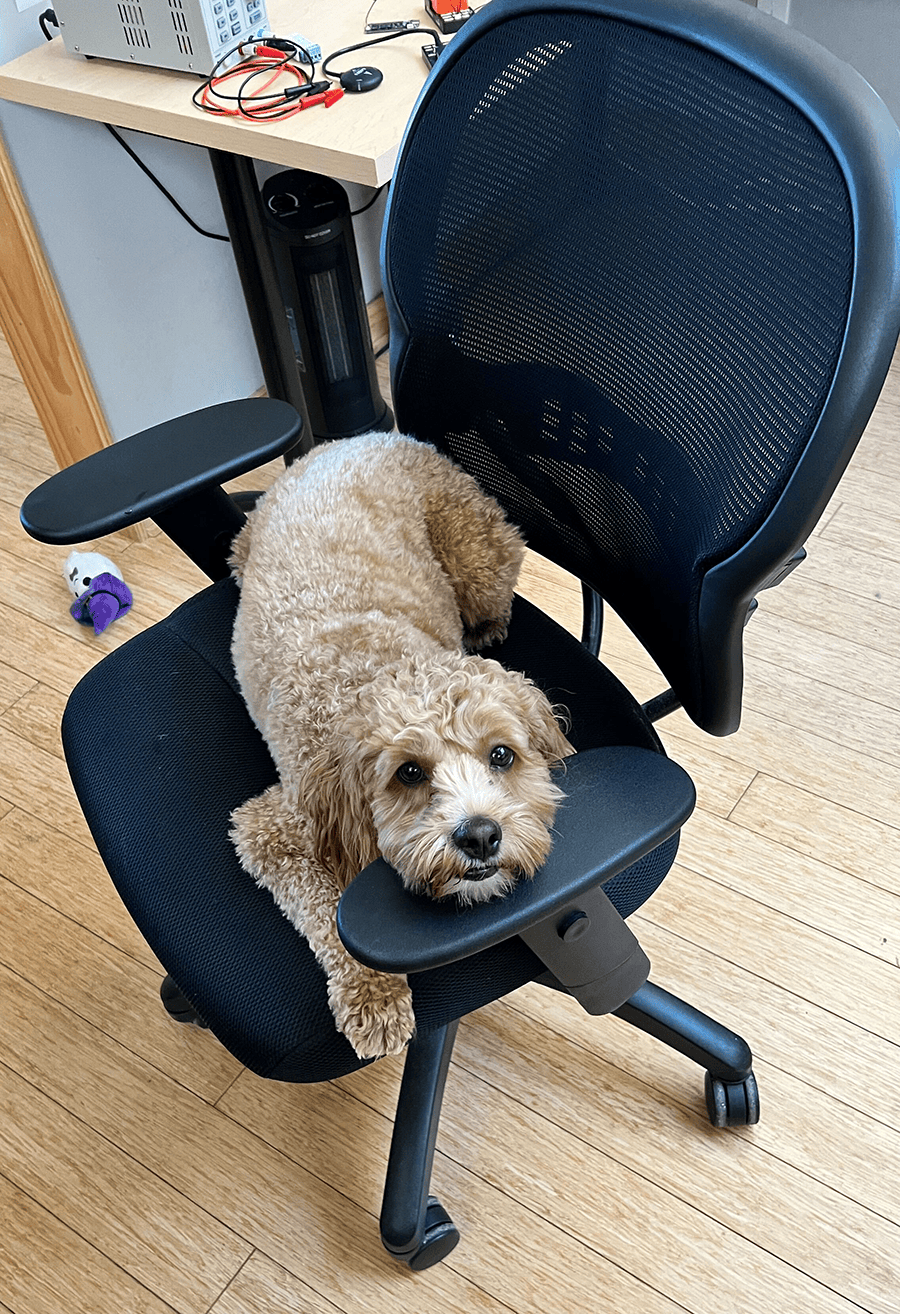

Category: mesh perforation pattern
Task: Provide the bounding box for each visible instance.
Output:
[386,9,854,721]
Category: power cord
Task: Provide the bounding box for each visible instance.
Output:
[321,26,444,81]
[38,8,57,41]
[38,7,230,242]
[35,12,397,237]
[103,124,230,242]
[351,184,388,216]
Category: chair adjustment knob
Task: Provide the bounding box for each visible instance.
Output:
[557,909,590,941]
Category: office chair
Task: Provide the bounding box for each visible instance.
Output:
[21,0,900,1272]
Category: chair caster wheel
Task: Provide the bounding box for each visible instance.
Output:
[160,975,208,1028]
[705,1070,760,1127]
[404,1197,460,1270]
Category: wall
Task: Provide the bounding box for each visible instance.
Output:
[0,2,385,441]
[760,0,900,125]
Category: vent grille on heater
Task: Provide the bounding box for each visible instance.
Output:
[118,3,150,49]
[169,0,194,56]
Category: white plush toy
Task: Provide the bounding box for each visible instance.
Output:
[63,551,125,598]
[63,551,133,635]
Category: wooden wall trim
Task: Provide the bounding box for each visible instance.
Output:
[0,123,113,470]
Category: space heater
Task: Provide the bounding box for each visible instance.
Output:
[261,170,392,442]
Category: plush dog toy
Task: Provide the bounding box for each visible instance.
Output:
[64,551,133,635]
[229,432,573,1059]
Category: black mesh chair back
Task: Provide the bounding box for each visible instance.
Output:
[383,0,900,733]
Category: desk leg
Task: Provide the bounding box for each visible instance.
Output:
[208,149,313,459]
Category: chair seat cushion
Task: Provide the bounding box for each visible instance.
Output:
[63,577,676,1082]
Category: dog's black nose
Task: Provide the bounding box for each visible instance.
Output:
[451,815,502,862]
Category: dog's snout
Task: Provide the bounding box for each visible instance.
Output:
[451,815,502,863]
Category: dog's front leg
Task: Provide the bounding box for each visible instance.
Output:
[422,456,525,651]
[230,785,416,1060]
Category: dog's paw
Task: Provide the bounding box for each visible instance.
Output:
[463,616,510,652]
[330,969,416,1060]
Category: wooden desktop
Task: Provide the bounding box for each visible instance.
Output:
[0,1,445,467]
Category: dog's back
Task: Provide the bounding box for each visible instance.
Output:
[230,432,524,760]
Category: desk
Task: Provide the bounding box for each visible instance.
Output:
[0,1,441,468]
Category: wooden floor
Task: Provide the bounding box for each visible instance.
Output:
[0,330,898,1314]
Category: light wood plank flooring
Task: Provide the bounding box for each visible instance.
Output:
[0,330,898,1313]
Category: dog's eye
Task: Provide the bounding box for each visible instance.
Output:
[396,761,427,786]
[489,745,515,770]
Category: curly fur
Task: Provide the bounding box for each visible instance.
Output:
[229,432,572,1059]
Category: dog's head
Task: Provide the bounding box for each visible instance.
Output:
[310,653,573,903]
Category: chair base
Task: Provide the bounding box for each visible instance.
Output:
[157,972,757,1275]
[376,977,759,1271]
[380,1019,461,1268]
[160,975,209,1029]
[705,1070,760,1128]
[614,979,760,1127]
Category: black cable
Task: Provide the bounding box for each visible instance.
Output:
[104,124,230,242]
[191,38,319,122]
[350,183,388,216]
[234,53,310,121]
[38,9,58,41]
[38,8,229,242]
[321,27,443,80]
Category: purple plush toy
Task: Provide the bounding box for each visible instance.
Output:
[64,551,134,635]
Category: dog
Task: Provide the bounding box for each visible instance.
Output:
[229,432,573,1059]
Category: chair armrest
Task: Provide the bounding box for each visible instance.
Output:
[20,398,302,544]
[337,746,695,975]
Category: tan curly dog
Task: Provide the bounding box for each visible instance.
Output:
[229,433,572,1059]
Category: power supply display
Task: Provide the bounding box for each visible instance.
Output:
[52,0,269,75]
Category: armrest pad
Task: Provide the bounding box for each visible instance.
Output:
[20,398,302,544]
[337,746,695,974]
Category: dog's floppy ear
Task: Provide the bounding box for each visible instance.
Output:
[518,677,575,764]
[302,737,380,888]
